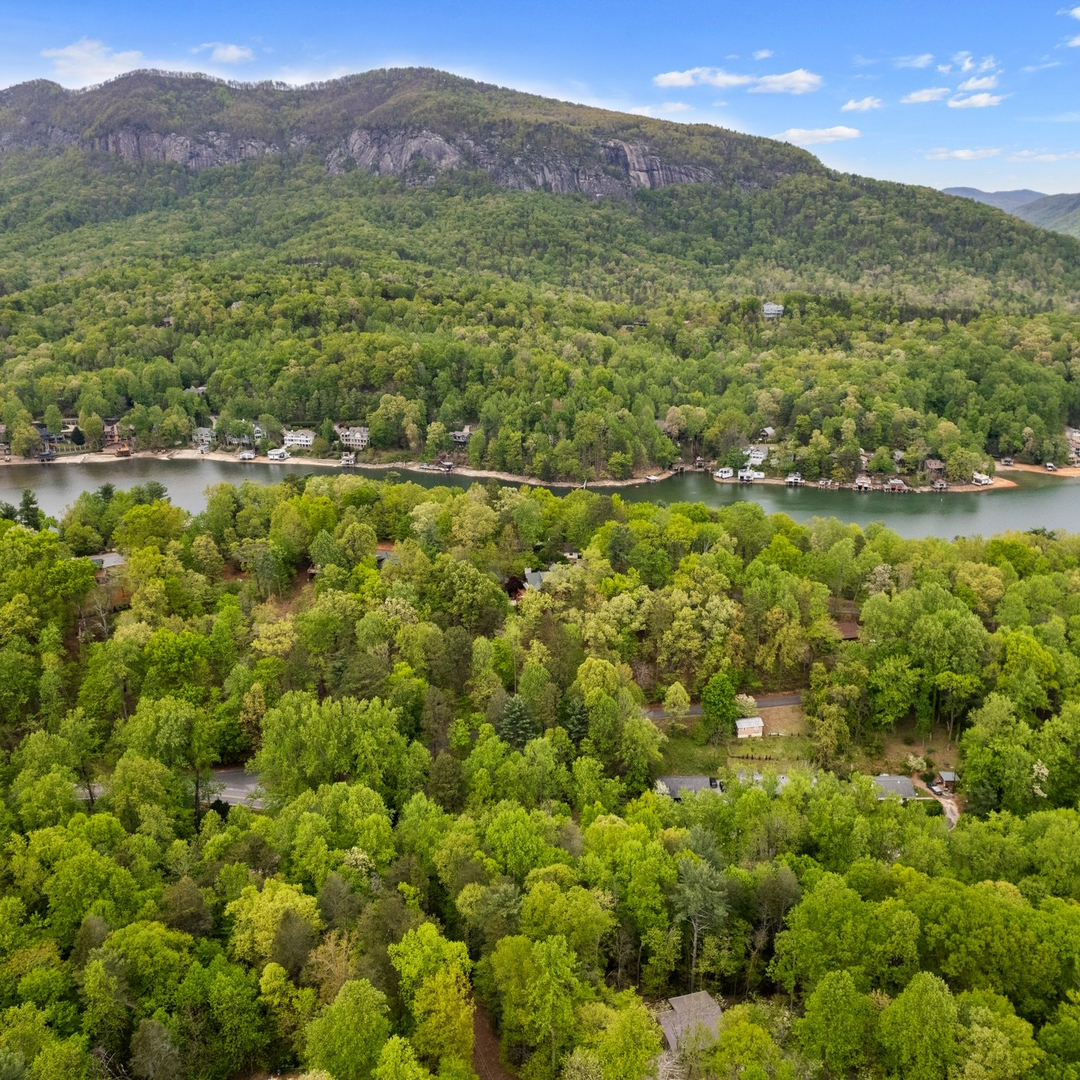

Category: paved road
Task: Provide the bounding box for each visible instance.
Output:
[212,767,266,808]
[645,691,802,720]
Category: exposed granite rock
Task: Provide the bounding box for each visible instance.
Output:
[86,130,279,170]
[326,128,463,177]
[325,127,720,197]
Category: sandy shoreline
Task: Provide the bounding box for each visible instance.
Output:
[0,447,1040,496]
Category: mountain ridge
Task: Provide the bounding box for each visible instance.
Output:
[943,186,1080,238]
[0,67,820,197]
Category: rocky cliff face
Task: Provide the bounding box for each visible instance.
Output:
[324,128,721,196]
[0,68,814,195]
[0,119,726,195]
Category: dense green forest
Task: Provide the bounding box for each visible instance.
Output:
[3,476,1080,1080]
[2,155,1080,477]
[2,69,1080,480]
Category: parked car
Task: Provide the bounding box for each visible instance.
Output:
[1046,462,1058,472]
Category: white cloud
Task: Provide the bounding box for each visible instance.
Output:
[949,92,1007,108]
[1022,60,1062,73]
[194,42,254,64]
[926,147,1001,160]
[41,38,146,84]
[1007,149,1080,161]
[896,53,934,68]
[1059,5,1080,18]
[653,66,754,88]
[772,125,860,145]
[841,96,882,112]
[750,68,823,94]
[902,87,950,103]
[753,49,773,60]
[959,73,998,91]
[937,64,953,74]
[1069,34,1080,46]
[652,65,822,95]
[954,51,975,72]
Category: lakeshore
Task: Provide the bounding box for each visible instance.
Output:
[0,445,1028,495]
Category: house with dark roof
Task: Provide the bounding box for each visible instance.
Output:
[872,774,917,801]
[658,992,723,1051]
[523,567,550,591]
[936,770,957,793]
[655,776,721,800]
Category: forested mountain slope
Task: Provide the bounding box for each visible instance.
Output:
[0,67,819,195]
[943,186,1080,240]
[2,69,1080,479]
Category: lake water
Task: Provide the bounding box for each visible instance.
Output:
[1,457,1078,539]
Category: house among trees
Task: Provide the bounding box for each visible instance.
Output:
[872,774,917,802]
[936,770,957,793]
[450,425,474,447]
[762,302,784,320]
[335,424,370,450]
[658,991,723,1050]
[924,458,945,477]
[760,425,776,441]
[282,428,316,449]
[523,566,551,590]
[736,716,764,739]
[654,776,721,800]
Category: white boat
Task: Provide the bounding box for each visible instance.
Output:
[645,475,660,483]
[238,450,255,461]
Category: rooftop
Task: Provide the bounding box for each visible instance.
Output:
[872,774,917,800]
[655,775,721,799]
[735,716,763,729]
[658,991,723,1051]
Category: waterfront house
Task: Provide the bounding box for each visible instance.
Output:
[854,474,873,491]
[714,467,734,480]
[451,425,474,447]
[335,425,370,450]
[972,471,993,486]
[267,448,290,461]
[737,468,755,483]
[282,428,316,449]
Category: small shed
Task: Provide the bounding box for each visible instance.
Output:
[924,458,945,476]
[659,991,723,1051]
[736,716,764,739]
[655,776,721,800]
[937,770,957,793]
[873,774,917,802]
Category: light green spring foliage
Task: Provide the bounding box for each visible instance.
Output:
[3,479,1080,1079]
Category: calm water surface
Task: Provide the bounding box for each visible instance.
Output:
[2,457,1078,539]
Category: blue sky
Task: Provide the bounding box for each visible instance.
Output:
[3,0,1080,192]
